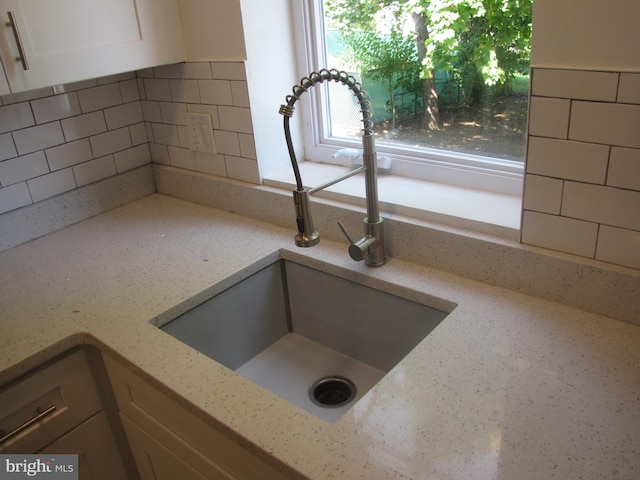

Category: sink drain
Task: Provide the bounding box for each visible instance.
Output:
[309,376,357,408]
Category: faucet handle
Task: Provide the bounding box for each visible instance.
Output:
[337,220,370,262]
[337,220,355,244]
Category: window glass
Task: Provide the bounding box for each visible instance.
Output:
[315,0,532,164]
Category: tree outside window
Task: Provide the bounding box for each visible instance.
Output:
[323,0,532,162]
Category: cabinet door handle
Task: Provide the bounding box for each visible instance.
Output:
[6,11,29,71]
[0,405,56,445]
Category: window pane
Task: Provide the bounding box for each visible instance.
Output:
[322,0,531,162]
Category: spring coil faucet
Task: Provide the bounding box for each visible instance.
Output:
[279,68,386,267]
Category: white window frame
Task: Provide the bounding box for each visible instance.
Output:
[290,0,525,196]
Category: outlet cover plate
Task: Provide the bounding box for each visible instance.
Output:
[185,112,216,154]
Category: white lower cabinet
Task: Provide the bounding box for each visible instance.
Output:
[122,415,233,480]
[0,348,130,480]
[40,412,129,480]
[104,354,290,480]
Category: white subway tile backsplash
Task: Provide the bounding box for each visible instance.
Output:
[0,133,17,161]
[0,72,166,216]
[151,123,180,147]
[145,123,154,143]
[239,133,257,160]
[52,79,97,94]
[0,103,34,134]
[120,79,141,103]
[218,106,253,134]
[2,87,53,104]
[527,136,609,183]
[617,73,640,104]
[199,80,233,105]
[46,139,93,171]
[129,123,148,146]
[224,156,260,184]
[61,111,107,141]
[168,146,196,170]
[160,102,187,125]
[89,128,132,157]
[521,210,598,257]
[144,79,172,102]
[170,79,201,104]
[141,101,162,123]
[522,174,563,214]
[27,168,76,202]
[140,62,259,189]
[177,125,190,149]
[562,181,640,231]
[213,130,241,156]
[181,62,212,80]
[528,97,570,138]
[13,123,65,155]
[531,69,618,101]
[0,152,49,186]
[154,64,183,79]
[607,147,640,191]
[0,182,31,214]
[114,144,150,172]
[149,143,170,165]
[104,102,144,130]
[210,62,246,81]
[31,93,81,124]
[569,101,640,148]
[73,155,117,187]
[231,81,250,108]
[78,83,122,112]
[596,226,640,269]
[195,152,226,176]
[523,67,640,270]
[136,67,155,79]
[97,72,136,85]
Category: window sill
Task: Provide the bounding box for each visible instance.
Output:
[263,162,522,240]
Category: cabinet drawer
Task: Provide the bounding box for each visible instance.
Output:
[0,349,102,453]
[104,354,290,480]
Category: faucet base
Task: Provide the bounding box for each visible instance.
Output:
[295,231,320,247]
[364,218,386,267]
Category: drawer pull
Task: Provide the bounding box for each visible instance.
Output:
[6,11,29,71]
[0,405,56,445]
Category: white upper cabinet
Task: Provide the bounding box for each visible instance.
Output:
[0,0,185,94]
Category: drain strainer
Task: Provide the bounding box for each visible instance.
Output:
[309,376,357,408]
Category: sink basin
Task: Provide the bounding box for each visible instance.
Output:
[159,260,452,422]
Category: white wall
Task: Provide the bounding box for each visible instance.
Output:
[531,0,640,72]
[179,0,247,61]
[239,0,300,179]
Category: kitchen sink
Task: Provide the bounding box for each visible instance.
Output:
[159,260,451,422]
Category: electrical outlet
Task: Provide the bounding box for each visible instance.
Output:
[185,112,216,154]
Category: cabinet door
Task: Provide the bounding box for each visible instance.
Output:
[121,415,234,480]
[40,412,129,480]
[104,354,291,480]
[0,0,184,93]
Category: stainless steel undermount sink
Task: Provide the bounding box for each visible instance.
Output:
[159,260,452,422]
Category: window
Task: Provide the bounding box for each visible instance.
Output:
[290,0,531,196]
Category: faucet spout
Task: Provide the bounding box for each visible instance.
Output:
[279,69,386,267]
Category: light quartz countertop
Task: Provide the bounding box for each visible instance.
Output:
[1,193,639,479]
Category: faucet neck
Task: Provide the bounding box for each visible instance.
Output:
[361,135,380,224]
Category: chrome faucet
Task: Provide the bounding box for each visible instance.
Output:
[279,69,386,267]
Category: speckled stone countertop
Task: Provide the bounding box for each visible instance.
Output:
[1,194,639,479]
